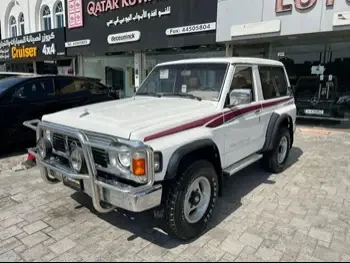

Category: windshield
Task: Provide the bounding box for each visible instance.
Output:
[0,77,24,95]
[135,63,228,101]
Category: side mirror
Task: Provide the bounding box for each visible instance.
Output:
[229,89,252,106]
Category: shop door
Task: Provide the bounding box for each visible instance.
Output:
[105,67,125,98]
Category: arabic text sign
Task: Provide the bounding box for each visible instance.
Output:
[68,0,84,29]
[0,28,66,62]
[106,6,171,27]
[0,32,56,49]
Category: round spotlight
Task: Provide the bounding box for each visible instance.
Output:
[37,138,52,159]
[70,147,84,172]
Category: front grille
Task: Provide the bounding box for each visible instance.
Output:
[52,133,81,152]
[52,133,109,168]
[92,148,109,168]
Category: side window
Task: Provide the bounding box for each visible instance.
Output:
[228,66,255,106]
[85,81,109,94]
[55,78,87,94]
[14,79,54,100]
[259,66,289,100]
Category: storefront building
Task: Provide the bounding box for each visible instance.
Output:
[0,28,75,74]
[217,0,350,126]
[65,0,225,98]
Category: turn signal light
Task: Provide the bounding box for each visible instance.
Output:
[132,158,146,176]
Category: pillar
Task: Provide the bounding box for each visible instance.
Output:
[134,52,142,92]
[225,44,233,57]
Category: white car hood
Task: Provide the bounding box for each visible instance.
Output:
[42,96,220,141]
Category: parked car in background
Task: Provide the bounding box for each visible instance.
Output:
[0,72,37,80]
[294,75,349,121]
[0,75,117,152]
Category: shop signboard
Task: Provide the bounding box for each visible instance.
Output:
[64,0,217,55]
[217,0,350,43]
[0,28,66,62]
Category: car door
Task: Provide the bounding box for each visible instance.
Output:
[223,65,262,167]
[7,78,53,144]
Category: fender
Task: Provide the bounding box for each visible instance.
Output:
[261,113,293,152]
[165,139,222,181]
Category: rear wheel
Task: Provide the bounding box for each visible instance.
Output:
[164,160,219,240]
[262,127,291,173]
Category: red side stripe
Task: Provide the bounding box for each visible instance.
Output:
[144,113,222,142]
[143,97,294,142]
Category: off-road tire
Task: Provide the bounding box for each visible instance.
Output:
[164,160,219,240]
[262,127,291,173]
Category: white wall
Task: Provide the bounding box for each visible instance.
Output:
[0,0,66,40]
[216,0,350,43]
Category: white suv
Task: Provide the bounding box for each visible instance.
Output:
[24,57,296,240]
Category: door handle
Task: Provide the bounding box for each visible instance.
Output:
[255,109,261,114]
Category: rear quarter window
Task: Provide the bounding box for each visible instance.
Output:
[259,66,289,100]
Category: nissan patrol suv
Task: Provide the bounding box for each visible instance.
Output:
[24,58,296,240]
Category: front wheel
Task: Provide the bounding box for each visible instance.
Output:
[164,160,219,240]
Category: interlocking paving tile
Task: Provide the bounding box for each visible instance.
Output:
[0,129,349,261]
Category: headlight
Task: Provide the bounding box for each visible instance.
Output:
[70,147,85,173]
[37,138,52,159]
[117,146,131,168]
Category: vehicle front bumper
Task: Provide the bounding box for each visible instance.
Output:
[25,120,162,213]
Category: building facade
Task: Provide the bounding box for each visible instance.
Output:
[65,0,225,98]
[217,0,350,124]
[1,0,66,39]
[0,0,74,74]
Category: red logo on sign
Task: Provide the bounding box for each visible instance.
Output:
[68,0,83,29]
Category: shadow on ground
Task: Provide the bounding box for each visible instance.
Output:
[71,147,304,248]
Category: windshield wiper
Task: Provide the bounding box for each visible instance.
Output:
[136,92,162,98]
[162,93,202,101]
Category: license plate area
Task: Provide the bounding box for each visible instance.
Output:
[63,176,83,191]
[305,109,324,115]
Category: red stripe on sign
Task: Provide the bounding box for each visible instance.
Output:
[143,97,294,141]
[143,113,222,142]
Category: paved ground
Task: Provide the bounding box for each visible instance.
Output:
[0,128,350,262]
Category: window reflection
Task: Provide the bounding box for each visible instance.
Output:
[272,43,350,128]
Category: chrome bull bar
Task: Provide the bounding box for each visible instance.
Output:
[23,119,161,214]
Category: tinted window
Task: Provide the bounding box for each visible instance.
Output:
[0,77,26,94]
[85,80,109,94]
[259,67,289,100]
[55,78,87,94]
[228,66,255,106]
[14,79,54,100]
